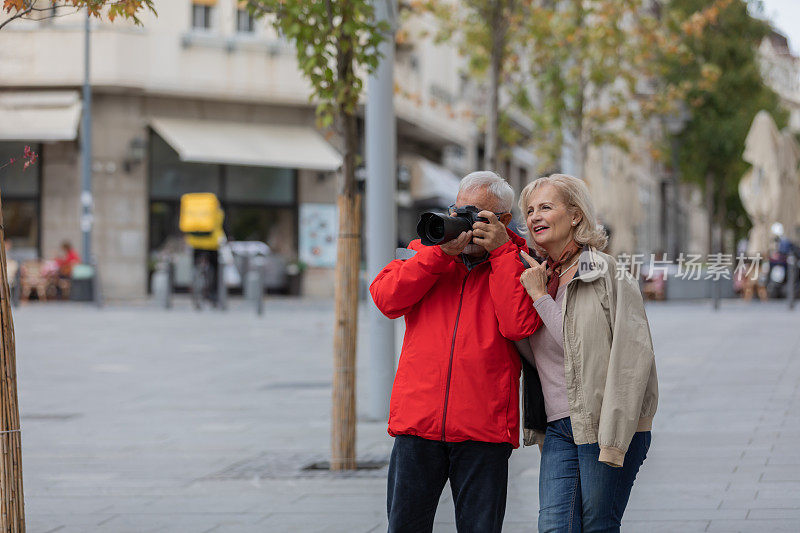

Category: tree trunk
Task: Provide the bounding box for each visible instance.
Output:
[331,103,361,471]
[0,190,25,531]
[484,0,506,170]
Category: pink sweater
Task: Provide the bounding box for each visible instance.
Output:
[527,284,570,422]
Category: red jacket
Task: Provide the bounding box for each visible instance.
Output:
[370,230,542,447]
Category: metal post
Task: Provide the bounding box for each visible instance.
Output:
[365,0,397,421]
[254,255,265,316]
[218,255,227,311]
[153,259,172,309]
[81,9,93,264]
[712,274,720,311]
[92,257,103,308]
[10,269,20,308]
[168,261,174,309]
[217,253,227,311]
[669,136,681,260]
[788,253,797,310]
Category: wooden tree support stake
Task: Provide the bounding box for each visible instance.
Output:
[0,191,25,532]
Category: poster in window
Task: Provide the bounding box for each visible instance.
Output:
[299,203,337,268]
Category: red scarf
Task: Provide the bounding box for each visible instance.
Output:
[545,240,583,299]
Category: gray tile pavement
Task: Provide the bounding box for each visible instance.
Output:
[11,297,800,532]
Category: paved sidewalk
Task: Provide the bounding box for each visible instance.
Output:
[12,297,800,532]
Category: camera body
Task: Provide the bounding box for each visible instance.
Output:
[417,205,488,246]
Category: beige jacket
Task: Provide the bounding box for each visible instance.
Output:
[522,246,658,467]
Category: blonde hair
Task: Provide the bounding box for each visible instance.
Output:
[518,174,608,257]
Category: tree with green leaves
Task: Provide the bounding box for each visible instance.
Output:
[418,0,526,170]
[515,0,689,178]
[659,0,787,253]
[417,0,693,177]
[1,0,155,30]
[245,0,388,471]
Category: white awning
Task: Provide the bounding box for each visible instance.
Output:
[0,91,82,142]
[150,117,342,171]
[402,155,461,206]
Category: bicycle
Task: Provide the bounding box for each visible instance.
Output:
[191,253,215,310]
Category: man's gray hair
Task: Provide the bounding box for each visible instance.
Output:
[458,171,514,212]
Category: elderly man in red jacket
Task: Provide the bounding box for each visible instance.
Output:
[370,171,542,533]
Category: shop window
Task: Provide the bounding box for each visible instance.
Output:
[226,205,296,257]
[149,132,299,261]
[0,142,40,257]
[149,201,180,253]
[225,165,295,205]
[149,133,220,200]
[3,201,38,254]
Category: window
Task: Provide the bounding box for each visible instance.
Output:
[191,1,214,30]
[225,165,297,258]
[0,143,41,256]
[148,201,180,253]
[149,132,221,251]
[236,8,254,33]
[148,131,298,259]
[149,134,220,200]
[226,206,296,256]
[225,165,294,205]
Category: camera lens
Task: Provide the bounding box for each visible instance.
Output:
[427,219,445,241]
[417,212,472,246]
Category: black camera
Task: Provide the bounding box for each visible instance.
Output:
[417,205,488,246]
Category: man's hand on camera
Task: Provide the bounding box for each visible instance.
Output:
[440,230,473,256]
[472,212,510,253]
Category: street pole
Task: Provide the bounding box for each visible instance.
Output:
[788,253,796,310]
[669,136,681,260]
[365,0,397,421]
[81,9,93,264]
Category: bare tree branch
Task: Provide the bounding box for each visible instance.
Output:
[0,7,33,31]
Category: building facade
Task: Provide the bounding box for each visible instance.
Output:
[0,1,494,299]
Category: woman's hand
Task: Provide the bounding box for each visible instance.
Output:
[519,250,550,302]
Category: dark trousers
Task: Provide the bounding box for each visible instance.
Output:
[193,249,219,301]
[387,435,512,533]
[538,417,651,533]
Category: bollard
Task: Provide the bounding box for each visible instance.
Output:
[92,257,103,308]
[216,254,227,311]
[712,276,720,311]
[788,254,797,310]
[241,255,250,289]
[245,256,266,315]
[10,269,21,308]
[152,260,172,309]
[168,261,175,308]
[254,255,265,316]
[244,267,258,304]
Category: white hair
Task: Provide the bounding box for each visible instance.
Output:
[458,171,514,212]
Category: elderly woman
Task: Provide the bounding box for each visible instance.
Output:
[515,174,658,533]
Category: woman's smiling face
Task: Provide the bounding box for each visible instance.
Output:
[525,183,579,256]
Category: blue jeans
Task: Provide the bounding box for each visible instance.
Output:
[538,417,651,533]
[387,435,512,533]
